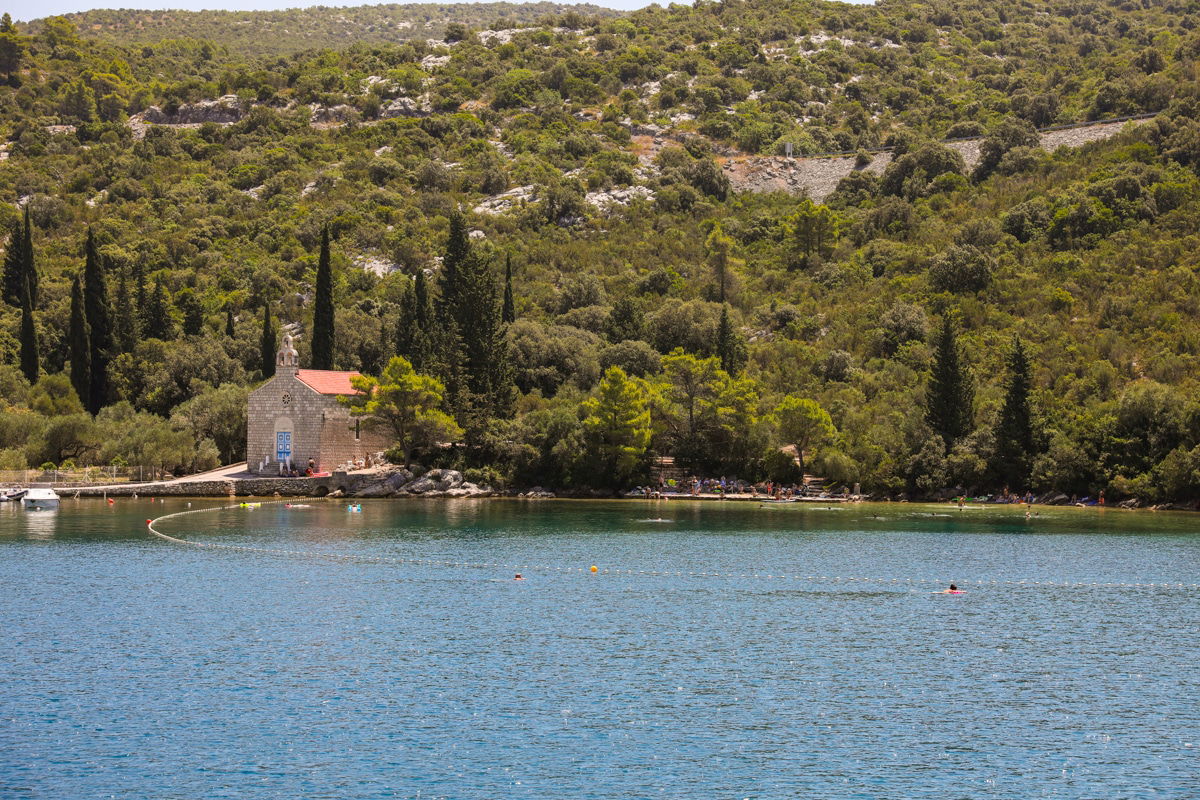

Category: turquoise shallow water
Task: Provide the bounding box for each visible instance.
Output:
[1,498,1198,799]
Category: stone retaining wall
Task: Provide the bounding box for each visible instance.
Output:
[71,472,379,498]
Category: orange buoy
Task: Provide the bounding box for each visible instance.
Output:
[146,519,152,526]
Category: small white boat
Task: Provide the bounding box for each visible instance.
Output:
[22,488,59,510]
[1,488,26,502]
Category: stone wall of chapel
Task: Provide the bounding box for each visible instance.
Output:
[319,405,393,469]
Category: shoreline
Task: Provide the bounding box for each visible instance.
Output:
[42,488,1200,514]
[25,464,1200,513]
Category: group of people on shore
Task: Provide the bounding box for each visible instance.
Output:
[636,477,834,500]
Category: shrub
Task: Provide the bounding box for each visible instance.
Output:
[928,245,994,294]
[600,340,662,377]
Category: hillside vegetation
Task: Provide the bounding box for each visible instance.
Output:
[0,0,1199,504]
[48,3,620,58]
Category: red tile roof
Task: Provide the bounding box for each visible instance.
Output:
[296,369,363,395]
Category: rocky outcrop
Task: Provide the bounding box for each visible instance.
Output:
[354,468,414,497]
[585,185,655,211]
[381,97,431,118]
[722,152,892,202]
[309,104,358,124]
[141,95,244,125]
[722,117,1141,202]
[473,184,535,215]
[356,467,492,498]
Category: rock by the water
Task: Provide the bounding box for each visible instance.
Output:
[399,468,463,495]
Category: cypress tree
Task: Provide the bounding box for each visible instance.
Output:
[395,283,416,361]
[144,276,174,340]
[455,250,514,420]
[432,215,470,406]
[133,261,147,325]
[310,225,335,370]
[225,307,236,338]
[992,336,1035,489]
[438,209,470,315]
[501,253,515,324]
[414,268,430,328]
[17,272,37,384]
[926,315,974,449]
[715,304,746,375]
[82,229,112,414]
[411,269,433,372]
[260,302,276,378]
[21,207,35,307]
[177,288,204,336]
[2,218,23,307]
[68,273,90,407]
[112,268,137,354]
[455,251,493,395]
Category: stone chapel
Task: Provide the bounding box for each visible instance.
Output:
[246,336,392,475]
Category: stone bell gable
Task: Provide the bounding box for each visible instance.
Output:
[246,335,393,475]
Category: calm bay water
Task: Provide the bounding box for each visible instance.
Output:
[1,498,1198,799]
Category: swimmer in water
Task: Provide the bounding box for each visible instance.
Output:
[514,573,524,581]
[942,583,966,594]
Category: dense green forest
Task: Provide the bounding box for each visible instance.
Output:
[1,0,1199,503]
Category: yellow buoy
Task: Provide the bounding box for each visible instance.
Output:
[590,565,598,573]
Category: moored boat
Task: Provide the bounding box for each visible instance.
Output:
[22,488,59,510]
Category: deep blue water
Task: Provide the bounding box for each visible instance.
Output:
[2,498,1198,799]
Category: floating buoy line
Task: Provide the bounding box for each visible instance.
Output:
[145,501,1200,591]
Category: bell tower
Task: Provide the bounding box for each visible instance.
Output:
[277,334,299,375]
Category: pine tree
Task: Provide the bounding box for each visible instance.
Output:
[225,308,236,338]
[501,253,515,324]
[112,268,137,354]
[17,272,37,384]
[992,336,1035,489]
[82,229,112,414]
[1,218,23,307]
[21,207,35,307]
[144,276,174,340]
[582,367,652,487]
[715,304,746,375]
[310,225,335,370]
[260,302,276,378]
[926,315,974,449]
[68,273,90,407]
